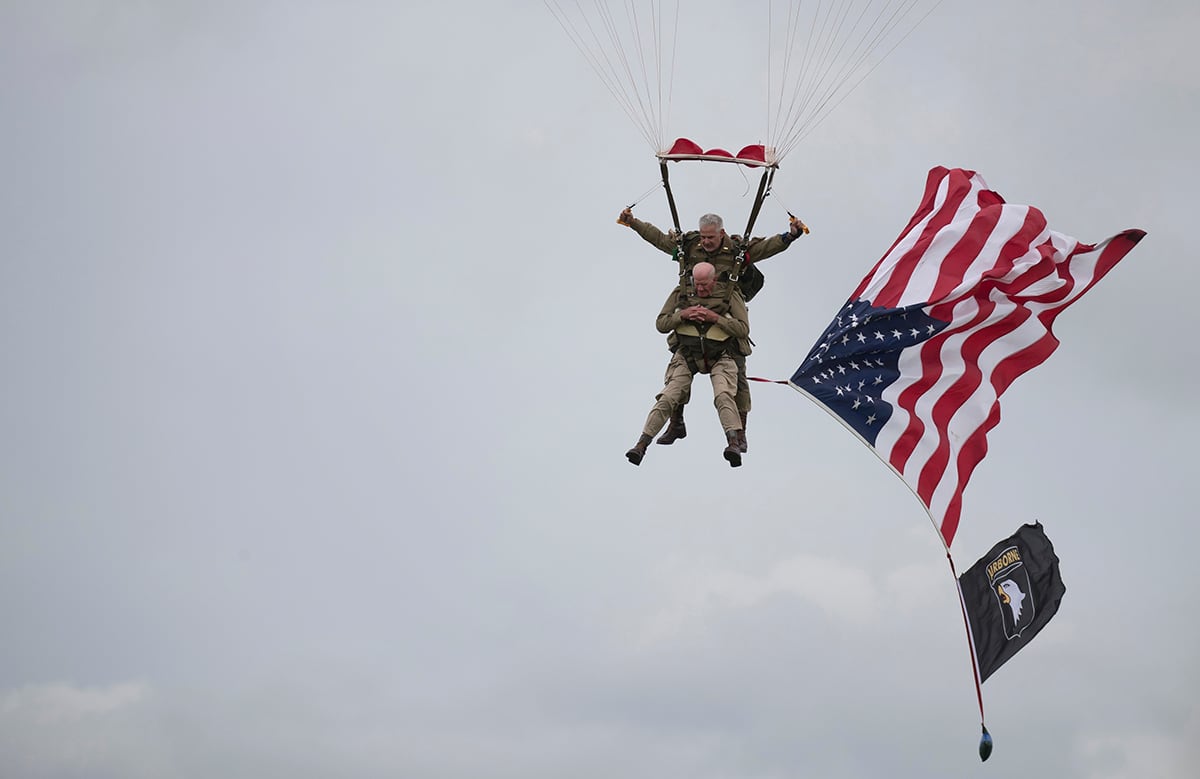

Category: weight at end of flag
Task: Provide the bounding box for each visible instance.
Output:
[979,725,993,762]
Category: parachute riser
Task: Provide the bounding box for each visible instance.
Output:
[659,161,683,235]
[660,161,694,304]
[728,167,775,290]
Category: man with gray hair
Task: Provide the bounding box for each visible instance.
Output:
[618,207,805,453]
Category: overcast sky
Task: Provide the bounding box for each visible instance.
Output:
[2,2,1197,778]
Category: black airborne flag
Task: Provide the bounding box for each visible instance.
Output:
[959,522,1066,683]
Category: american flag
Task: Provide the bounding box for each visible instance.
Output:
[791,167,1144,548]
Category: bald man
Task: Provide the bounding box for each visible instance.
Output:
[626,262,748,468]
[619,208,805,453]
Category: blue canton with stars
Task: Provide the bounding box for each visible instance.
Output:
[791,299,950,445]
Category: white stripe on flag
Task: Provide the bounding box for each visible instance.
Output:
[793,167,1144,548]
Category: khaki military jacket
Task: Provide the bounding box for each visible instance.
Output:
[627,217,795,283]
[655,286,751,356]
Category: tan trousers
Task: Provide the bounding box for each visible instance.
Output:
[677,352,750,413]
[641,352,741,437]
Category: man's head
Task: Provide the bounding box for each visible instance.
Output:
[697,213,726,253]
[692,262,717,296]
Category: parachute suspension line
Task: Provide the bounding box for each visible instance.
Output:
[771,0,824,156]
[784,0,944,159]
[651,0,679,150]
[544,0,680,154]
[802,0,865,125]
[792,0,827,129]
[647,1,664,146]
[776,0,866,158]
[769,0,817,149]
[663,0,680,148]
[768,187,798,223]
[787,0,944,154]
[766,0,801,154]
[598,0,679,153]
[623,1,661,149]
[545,1,657,150]
[625,179,663,209]
[764,0,942,163]
[594,1,662,150]
[780,1,863,155]
[765,0,776,144]
[780,0,924,159]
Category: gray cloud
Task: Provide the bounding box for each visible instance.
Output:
[1,1,1196,777]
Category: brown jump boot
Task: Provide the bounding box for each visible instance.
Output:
[723,430,743,468]
[737,411,749,453]
[656,406,687,445]
[626,434,653,466]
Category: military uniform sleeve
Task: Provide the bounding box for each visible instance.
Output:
[720,294,751,340]
[655,288,683,334]
[628,218,679,255]
[745,231,796,263]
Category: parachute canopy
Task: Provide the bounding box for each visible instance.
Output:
[657,138,775,168]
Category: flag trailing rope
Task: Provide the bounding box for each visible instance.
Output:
[959,522,1066,683]
[790,167,1144,548]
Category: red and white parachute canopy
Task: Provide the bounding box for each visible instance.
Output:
[657,138,776,168]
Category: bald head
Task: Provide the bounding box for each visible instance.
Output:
[693,262,717,296]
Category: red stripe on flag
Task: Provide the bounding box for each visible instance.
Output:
[796,168,1145,550]
[851,167,972,301]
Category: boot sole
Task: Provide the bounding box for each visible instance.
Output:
[723,449,742,468]
[626,450,644,466]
